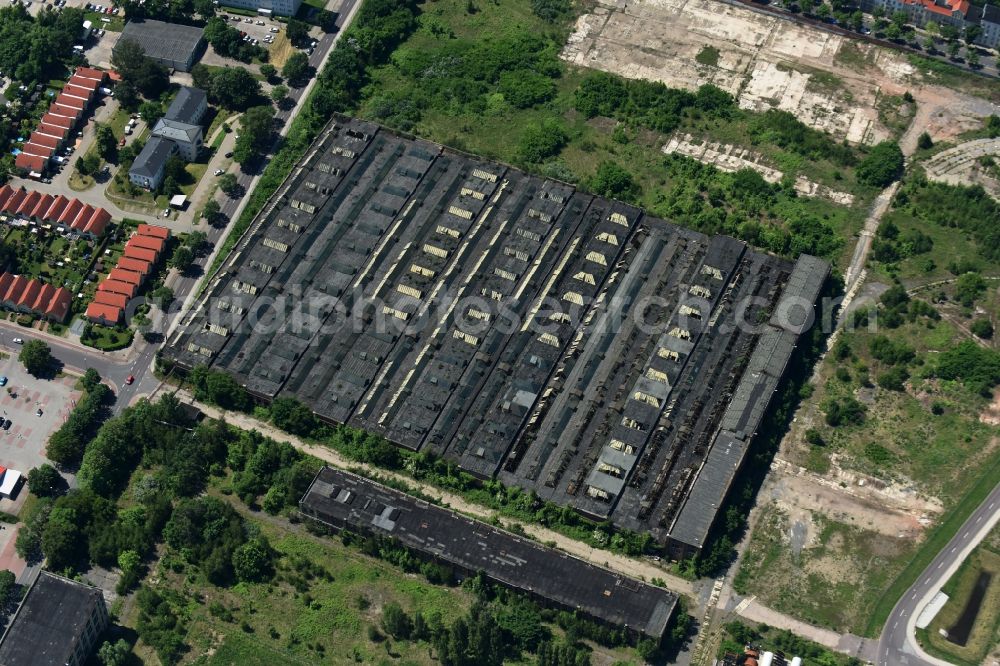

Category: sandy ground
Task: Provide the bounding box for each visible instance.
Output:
[766,456,942,542]
[565,0,1000,147]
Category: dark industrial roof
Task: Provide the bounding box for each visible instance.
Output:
[301,467,677,639]
[164,86,207,124]
[119,19,204,65]
[164,116,828,555]
[131,135,175,178]
[0,572,104,666]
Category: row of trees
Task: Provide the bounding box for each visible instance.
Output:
[45,369,111,466]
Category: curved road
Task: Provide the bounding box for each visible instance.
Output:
[877,479,1000,666]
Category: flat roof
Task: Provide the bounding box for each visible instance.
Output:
[301,467,677,639]
[0,571,104,666]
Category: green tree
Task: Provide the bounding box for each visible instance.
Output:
[381,602,413,639]
[19,339,51,376]
[948,40,961,59]
[116,80,140,111]
[118,549,141,578]
[234,105,276,164]
[185,231,208,252]
[531,0,570,21]
[917,132,933,150]
[98,639,132,666]
[589,161,640,202]
[41,506,84,570]
[318,9,340,32]
[518,119,568,163]
[202,199,222,225]
[968,49,980,68]
[27,464,62,497]
[111,39,169,97]
[191,63,214,90]
[270,84,289,103]
[94,124,117,160]
[286,18,309,44]
[260,63,277,81]
[971,318,994,339]
[955,272,987,306]
[0,570,15,607]
[498,69,555,109]
[281,51,310,86]
[210,67,262,110]
[82,368,101,390]
[856,141,903,187]
[218,172,239,196]
[169,246,195,272]
[232,538,273,583]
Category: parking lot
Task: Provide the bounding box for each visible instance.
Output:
[0,351,81,499]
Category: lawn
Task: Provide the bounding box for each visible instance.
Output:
[918,526,1000,666]
[130,488,475,665]
[267,32,296,69]
[81,324,134,351]
[83,11,125,32]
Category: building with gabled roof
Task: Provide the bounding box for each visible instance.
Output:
[0,273,72,322]
[116,19,206,71]
[123,245,159,264]
[98,280,137,299]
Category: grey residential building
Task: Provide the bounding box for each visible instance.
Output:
[0,571,109,666]
[129,87,208,190]
[219,0,304,17]
[116,19,206,72]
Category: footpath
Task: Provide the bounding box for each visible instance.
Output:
[160,387,699,599]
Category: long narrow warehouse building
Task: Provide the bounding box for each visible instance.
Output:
[300,466,677,640]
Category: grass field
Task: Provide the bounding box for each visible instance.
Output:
[918,526,1000,665]
[267,33,295,69]
[132,496,474,665]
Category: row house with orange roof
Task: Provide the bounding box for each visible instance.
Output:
[14,67,108,177]
[0,185,111,238]
[0,273,72,322]
[85,224,170,326]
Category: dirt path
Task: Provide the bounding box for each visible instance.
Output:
[165,388,698,598]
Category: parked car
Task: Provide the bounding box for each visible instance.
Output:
[35,409,42,417]
[214,168,224,176]
[12,338,22,344]
[2,420,11,431]
[224,151,233,158]
[269,26,279,32]
[0,376,7,387]
[244,17,251,22]
[119,137,126,146]
[256,19,264,25]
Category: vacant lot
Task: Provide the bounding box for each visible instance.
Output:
[564,0,1000,150]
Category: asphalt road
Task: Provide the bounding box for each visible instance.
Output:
[877,479,1000,666]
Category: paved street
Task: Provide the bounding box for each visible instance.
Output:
[877,480,1000,666]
